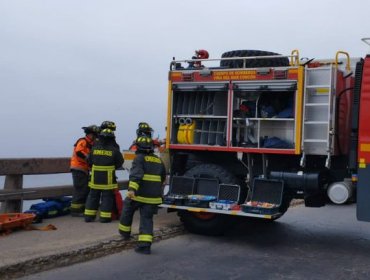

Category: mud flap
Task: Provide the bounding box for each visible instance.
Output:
[357,165,370,221]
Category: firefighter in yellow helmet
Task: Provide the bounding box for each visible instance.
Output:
[119,136,166,254]
[84,128,124,223]
[70,125,100,216]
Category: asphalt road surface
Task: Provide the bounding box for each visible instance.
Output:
[21,204,370,280]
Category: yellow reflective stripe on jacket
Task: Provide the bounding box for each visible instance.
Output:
[48,210,58,215]
[142,174,162,182]
[70,203,84,209]
[133,196,162,204]
[100,211,112,218]
[129,181,139,190]
[88,182,117,190]
[92,165,115,171]
[84,209,97,216]
[90,165,115,186]
[138,234,153,243]
[119,223,131,232]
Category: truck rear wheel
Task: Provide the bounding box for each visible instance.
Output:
[178,210,231,236]
[220,50,290,68]
[178,164,240,235]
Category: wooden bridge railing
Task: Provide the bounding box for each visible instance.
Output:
[0,158,128,213]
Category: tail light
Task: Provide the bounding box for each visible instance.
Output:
[274,70,287,79]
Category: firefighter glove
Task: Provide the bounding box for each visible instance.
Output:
[127,190,136,199]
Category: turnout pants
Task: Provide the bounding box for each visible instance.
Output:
[84,188,114,222]
[71,170,89,213]
[119,197,158,248]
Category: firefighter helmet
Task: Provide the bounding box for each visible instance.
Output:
[136,122,153,137]
[82,125,100,135]
[99,128,115,138]
[100,121,116,131]
[135,136,154,151]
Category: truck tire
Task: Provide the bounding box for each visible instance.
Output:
[178,164,239,235]
[178,210,232,236]
[220,50,290,68]
[185,163,242,201]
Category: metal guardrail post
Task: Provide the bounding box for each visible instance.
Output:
[0,174,23,213]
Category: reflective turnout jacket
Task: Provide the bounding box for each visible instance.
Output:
[70,136,94,173]
[128,152,166,204]
[88,141,124,190]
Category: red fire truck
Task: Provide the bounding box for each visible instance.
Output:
[160,38,370,235]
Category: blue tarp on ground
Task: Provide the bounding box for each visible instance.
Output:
[24,197,71,222]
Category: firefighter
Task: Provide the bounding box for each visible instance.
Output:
[100,120,120,150]
[70,125,100,216]
[129,122,162,151]
[84,128,124,223]
[188,49,209,68]
[119,136,166,254]
[129,122,153,151]
[100,120,116,131]
[136,122,153,137]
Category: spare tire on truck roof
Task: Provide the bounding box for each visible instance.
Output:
[220,50,290,68]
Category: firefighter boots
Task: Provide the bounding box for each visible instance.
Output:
[135,246,151,255]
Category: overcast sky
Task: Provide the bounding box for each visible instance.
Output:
[1,0,369,158]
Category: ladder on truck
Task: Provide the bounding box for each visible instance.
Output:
[301,65,336,167]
